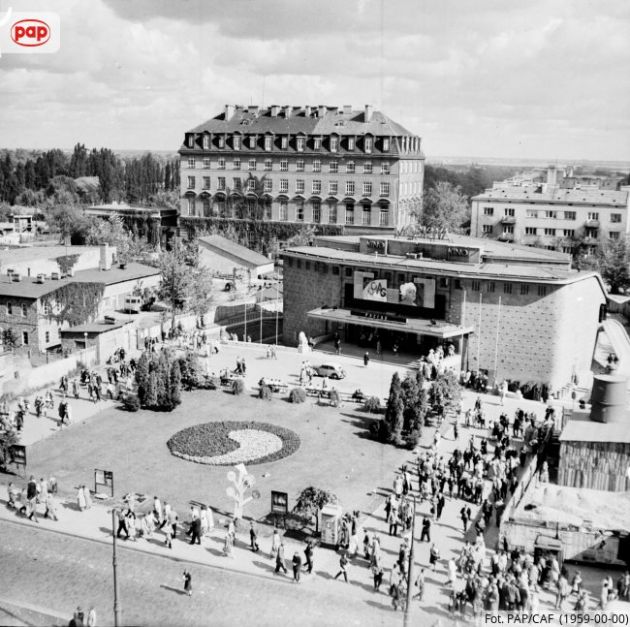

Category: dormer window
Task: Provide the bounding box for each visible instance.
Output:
[347,137,355,151]
[202,135,210,150]
[382,138,390,152]
[217,135,225,148]
[264,135,273,151]
[330,136,339,152]
[364,136,373,153]
[187,135,194,148]
[313,137,322,150]
[296,136,305,152]
[233,135,241,150]
[249,135,256,149]
[281,136,288,150]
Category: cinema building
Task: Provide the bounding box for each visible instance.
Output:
[282,235,607,391]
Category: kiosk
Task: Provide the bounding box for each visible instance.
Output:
[320,503,343,547]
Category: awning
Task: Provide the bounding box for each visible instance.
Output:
[307,307,474,339]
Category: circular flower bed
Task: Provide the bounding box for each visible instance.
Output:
[167,421,301,466]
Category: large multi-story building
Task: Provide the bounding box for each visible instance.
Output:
[282,234,606,391]
[178,104,424,234]
[470,167,630,252]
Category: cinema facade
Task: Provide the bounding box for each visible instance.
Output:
[282,234,607,392]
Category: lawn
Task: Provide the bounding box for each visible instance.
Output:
[25,388,410,522]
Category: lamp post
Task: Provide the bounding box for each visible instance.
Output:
[404,494,417,627]
[275,273,280,345]
[111,509,121,627]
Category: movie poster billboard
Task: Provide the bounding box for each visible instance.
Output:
[353,271,435,308]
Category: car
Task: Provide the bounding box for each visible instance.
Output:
[314,363,346,379]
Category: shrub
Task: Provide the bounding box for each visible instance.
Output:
[363,396,381,413]
[123,394,140,412]
[290,387,306,403]
[232,378,245,395]
[259,385,272,401]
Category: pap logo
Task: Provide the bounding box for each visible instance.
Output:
[0,11,60,56]
[11,19,50,46]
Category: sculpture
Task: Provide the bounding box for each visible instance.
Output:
[226,463,255,521]
[297,330,311,353]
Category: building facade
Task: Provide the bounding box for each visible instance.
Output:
[178,104,424,234]
[282,234,606,391]
[471,168,630,252]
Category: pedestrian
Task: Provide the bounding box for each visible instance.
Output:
[71,606,84,627]
[223,519,235,557]
[188,515,202,545]
[275,541,287,575]
[363,352,370,367]
[429,543,440,571]
[292,551,302,583]
[77,486,87,511]
[372,558,384,592]
[334,337,341,355]
[26,476,39,523]
[270,528,281,559]
[72,379,79,400]
[116,509,130,540]
[420,516,431,542]
[86,607,96,627]
[249,521,260,552]
[183,570,192,597]
[83,485,92,510]
[334,551,349,582]
[460,506,471,533]
[304,540,314,574]
[44,493,58,521]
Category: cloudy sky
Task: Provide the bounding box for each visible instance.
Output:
[0,0,628,162]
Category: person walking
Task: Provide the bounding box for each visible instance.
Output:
[116,509,130,540]
[86,607,96,627]
[334,551,349,583]
[334,337,341,355]
[372,557,384,592]
[420,516,431,542]
[183,570,192,597]
[292,551,302,583]
[188,515,201,545]
[429,543,440,572]
[249,521,260,552]
[26,476,39,523]
[304,540,314,574]
[275,541,287,575]
[83,485,92,510]
[270,529,281,559]
[363,352,370,367]
[460,506,471,533]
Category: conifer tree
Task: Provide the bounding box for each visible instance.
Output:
[145,371,159,409]
[135,351,150,406]
[169,360,182,408]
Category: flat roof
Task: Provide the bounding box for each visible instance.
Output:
[61,321,129,334]
[559,419,630,444]
[473,185,629,207]
[0,245,101,266]
[198,235,271,268]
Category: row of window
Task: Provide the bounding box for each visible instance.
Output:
[186,197,389,226]
[471,281,547,296]
[482,225,620,240]
[187,133,392,154]
[187,176,390,197]
[4,303,29,316]
[483,206,622,222]
[186,157,392,175]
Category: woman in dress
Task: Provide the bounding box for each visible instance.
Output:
[223,520,235,557]
[83,485,92,510]
[270,529,281,559]
[77,486,86,511]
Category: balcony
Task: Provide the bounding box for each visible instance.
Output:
[501,216,516,225]
[585,219,600,228]
[497,233,515,242]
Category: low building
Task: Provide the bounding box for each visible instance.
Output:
[197,234,274,277]
[282,234,606,391]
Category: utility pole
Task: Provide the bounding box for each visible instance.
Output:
[112,509,121,627]
[404,494,417,627]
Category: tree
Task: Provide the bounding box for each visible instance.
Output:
[50,205,85,245]
[158,244,193,328]
[380,372,404,444]
[421,181,470,233]
[401,370,427,442]
[145,371,159,409]
[292,486,338,534]
[2,328,19,350]
[169,360,182,408]
[135,352,150,406]
[596,237,630,294]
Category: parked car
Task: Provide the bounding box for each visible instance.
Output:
[314,363,346,379]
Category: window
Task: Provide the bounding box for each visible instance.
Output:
[187,158,195,169]
[248,159,256,171]
[611,213,622,223]
[332,266,340,275]
[22,331,28,345]
[472,280,480,291]
[247,178,256,192]
[503,226,514,234]
[7,302,12,315]
[362,206,371,225]
[233,158,241,170]
[202,158,210,169]
[526,209,538,218]
[296,136,305,152]
[329,162,338,174]
[346,162,355,174]
[379,208,389,226]
[280,179,289,193]
[380,182,390,197]
[264,159,272,171]
[364,136,373,153]
[233,177,242,191]
[202,176,210,190]
[20,303,27,316]
[296,201,304,221]
[482,225,493,234]
[525,227,537,235]
[544,210,557,219]
[330,136,339,152]
[345,204,355,224]
[312,199,321,223]
[187,135,194,148]
[610,231,620,240]
[586,229,599,239]
[312,180,322,195]
[503,283,513,294]
[484,207,494,216]
[187,176,195,189]
[563,229,574,237]
[381,163,390,175]
[520,284,529,295]
[233,135,241,150]
[329,203,338,223]
[329,181,338,195]
[45,331,50,343]
[280,160,288,172]
[312,160,321,172]
[588,212,599,220]
[249,136,256,149]
[202,198,210,216]
[264,136,272,151]
[281,136,288,150]
[363,182,372,196]
[279,200,288,221]
[218,158,226,170]
[564,211,576,220]
[383,138,390,152]
[217,135,225,148]
[313,137,322,150]
[544,228,555,236]
[296,180,305,194]
[247,197,256,216]
[263,179,272,193]
[296,160,305,172]
[364,162,373,174]
[537,285,547,297]
[43,303,51,316]
[504,208,515,216]
[346,181,355,195]
[202,135,210,149]
[217,177,226,191]
[487,282,495,293]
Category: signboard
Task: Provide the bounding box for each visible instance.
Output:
[10,444,26,469]
[365,239,386,254]
[350,310,407,324]
[270,490,288,515]
[353,271,436,309]
[94,468,114,497]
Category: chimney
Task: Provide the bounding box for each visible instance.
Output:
[318,105,326,117]
[224,104,235,120]
[547,165,558,187]
[100,243,111,271]
[281,105,290,118]
[343,104,352,115]
[270,105,279,117]
[364,104,374,122]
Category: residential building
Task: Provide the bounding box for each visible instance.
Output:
[178,104,425,233]
[282,234,606,391]
[471,167,630,252]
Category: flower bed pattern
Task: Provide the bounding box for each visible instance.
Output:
[167,421,301,466]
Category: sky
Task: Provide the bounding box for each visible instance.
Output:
[0,0,628,162]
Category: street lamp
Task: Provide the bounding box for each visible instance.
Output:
[111,509,121,627]
[404,494,417,627]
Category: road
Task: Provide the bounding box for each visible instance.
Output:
[0,521,431,627]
